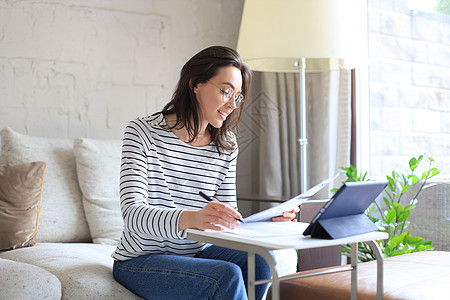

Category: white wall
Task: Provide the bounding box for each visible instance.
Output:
[0,0,244,139]
[367,2,450,176]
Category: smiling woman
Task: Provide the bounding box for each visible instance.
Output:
[189,66,242,131]
[160,46,252,153]
[111,46,299,300]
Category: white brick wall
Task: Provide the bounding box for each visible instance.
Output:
[0,0,244,139]
[1,0,447,178]
[368,1,450,176]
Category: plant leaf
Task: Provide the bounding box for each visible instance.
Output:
[396,181,403,193]
[387,175,395,187]
[423,240,433,246]
[408,175,420,185]
[421,172,427,180]
[409,157,418,171]
[361,172,368,181]
[389,235,401,248]
[385,209,396,223]
[383,197,391,209]
[400,172,408,184]
[430,168,440,177]
[375,220,388,230]
[417,154,424,164]
[398,211,410,222]
[408,236,425,245]
[401,185,411,194]
[404,205,416,211]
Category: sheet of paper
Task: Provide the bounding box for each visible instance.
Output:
[243,173,339,223]
[223,222,306,238]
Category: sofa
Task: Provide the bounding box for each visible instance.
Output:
[0,127,297,299]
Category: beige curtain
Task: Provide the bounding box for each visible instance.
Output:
[236,70,351,207]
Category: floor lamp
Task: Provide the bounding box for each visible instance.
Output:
[237,0,367,193]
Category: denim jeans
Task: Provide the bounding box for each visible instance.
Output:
[113,245,273,300]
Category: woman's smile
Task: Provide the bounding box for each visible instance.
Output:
[218,109,229,121]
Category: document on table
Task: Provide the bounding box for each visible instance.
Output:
[242,173,339,223]
[224,221,307,238]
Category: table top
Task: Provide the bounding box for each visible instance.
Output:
[187,222,388,251]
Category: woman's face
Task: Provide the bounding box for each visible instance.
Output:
[194,66,243,129]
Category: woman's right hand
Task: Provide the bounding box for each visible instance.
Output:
[179,202,243,231]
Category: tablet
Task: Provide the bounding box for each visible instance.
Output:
[303,180,388,239]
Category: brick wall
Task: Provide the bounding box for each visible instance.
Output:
[0,0,244,139]
[1,0,447,177]
[368,0,450,176]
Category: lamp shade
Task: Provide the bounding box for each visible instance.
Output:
[237,0,367,72]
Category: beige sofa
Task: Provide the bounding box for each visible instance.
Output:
[0,127,297,299]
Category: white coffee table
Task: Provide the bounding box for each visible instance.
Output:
[187,222,388,300]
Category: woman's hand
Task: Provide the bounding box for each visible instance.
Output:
[271,207,300,222]
[179,202,243,231]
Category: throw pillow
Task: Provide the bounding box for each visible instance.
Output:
[0,161,46,250]
[73,138,124,245]
[0,127,91,242]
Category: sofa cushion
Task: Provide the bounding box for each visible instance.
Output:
[0,257,62,299]
[0,243,142,299]
[0,161,46,250]
[0,127,91,243]
[73,138,124,245]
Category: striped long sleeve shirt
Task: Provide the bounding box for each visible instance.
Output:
[112,113,238,261]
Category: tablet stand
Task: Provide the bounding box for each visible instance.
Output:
[309,213,379,239]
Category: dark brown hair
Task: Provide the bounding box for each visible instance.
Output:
[161,46,252,154]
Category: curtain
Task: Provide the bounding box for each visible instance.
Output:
[236,70,351,210]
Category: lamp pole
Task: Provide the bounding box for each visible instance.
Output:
[296,57,308,193]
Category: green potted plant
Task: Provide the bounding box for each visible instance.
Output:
[335,154,440,261]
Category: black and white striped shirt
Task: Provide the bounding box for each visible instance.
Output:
[112,113,238,261]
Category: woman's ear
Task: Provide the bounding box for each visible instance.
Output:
[189,79,198,93]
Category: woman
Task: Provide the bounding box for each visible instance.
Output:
[112,46,298,300]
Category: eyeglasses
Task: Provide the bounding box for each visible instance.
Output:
[207,80,244,108]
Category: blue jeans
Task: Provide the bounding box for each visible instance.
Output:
[113,245,273,300]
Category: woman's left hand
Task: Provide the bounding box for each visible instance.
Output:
[271,207,300,222]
